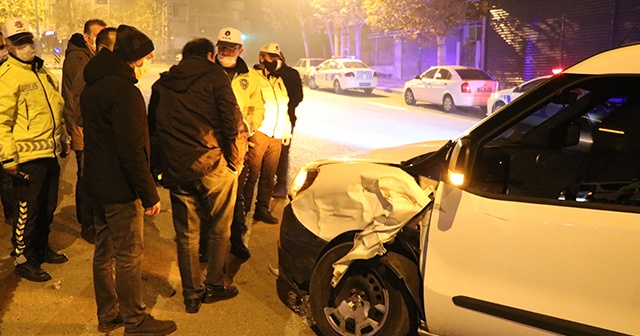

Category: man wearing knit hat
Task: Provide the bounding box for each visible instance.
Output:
[81,24,176,335]
[0,17,70,282]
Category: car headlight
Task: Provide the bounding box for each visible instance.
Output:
[290,164,319,198]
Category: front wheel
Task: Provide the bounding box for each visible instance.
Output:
[491,101,505,114]
[309,243,416,336]
[333,80,344,94]
[442,94,456,113]
[404,89,416,105]
[309,77,318,89]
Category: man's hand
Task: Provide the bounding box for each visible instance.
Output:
[4,165,19,176]
[144,201,161,217]
[282,133,292,146]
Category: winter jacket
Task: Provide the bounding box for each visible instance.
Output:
[216,56,265,134]
[80,48,159,208]
[61,38,91,150]
[276,63,303,128]
[252,66,291,139]
[148,55,246,187]
[0,55,65,169]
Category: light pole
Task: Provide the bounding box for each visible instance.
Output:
[34,0,41,37]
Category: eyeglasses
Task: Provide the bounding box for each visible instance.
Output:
[218,45,240,53]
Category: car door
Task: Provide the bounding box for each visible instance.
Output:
[429,68,452,104]
[314,61,329,88]
[421,76,640,336]
[413,68,438,102]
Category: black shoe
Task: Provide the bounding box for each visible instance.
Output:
[81,225,96,244]
[98,314,124,333]
[202,285,239,303]
[184,297,202,314]
[44,246,68,264]
[14,262,52,282]
[124,314,177,336]
[253,206,278,224]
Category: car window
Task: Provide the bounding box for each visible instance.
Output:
[468,75,640,210]
[310,59,323,66]
[295,60,303,67]
[342,61,368,69]
[436,69,452,80]
[520,78,548,92]
[422,69,437,79]
[456,69,493,80]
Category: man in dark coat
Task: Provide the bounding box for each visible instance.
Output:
[272,53,303,197]
[80,24,176,335]
[148,37,245,314]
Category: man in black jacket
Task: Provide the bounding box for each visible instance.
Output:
[148,37,245,314]
[81,25,176,335]
[273,53,303,197]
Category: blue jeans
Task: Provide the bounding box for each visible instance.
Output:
[169,165,237,300]
[92,199,146,328]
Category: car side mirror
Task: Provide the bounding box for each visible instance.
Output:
[513,86,522,93]
[415,75,421,80]
[447,138,472,187]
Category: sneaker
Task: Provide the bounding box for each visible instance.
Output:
[202,285,239,303]
[81,225,96,244]
[184,297,202,314]
[44,245,68,264]
[124,314,177,336]
[253,206,278,224]
[14,262,52,282]
[98,314,124,333]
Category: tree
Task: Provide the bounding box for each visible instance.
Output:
[0,0,45,36]
[261,0,318,58]
[365,0,469,65]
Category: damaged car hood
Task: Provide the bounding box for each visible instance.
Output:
[334,140,448,165]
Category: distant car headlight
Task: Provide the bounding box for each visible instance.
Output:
[290,164,320,198]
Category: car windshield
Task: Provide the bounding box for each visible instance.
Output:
[456,69,493,80]
[310,59,323,66]
[342,61,369,69]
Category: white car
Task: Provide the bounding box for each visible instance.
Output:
[308,58,378,95]
[292,58,324,84]
[403,65,498,112]
[277,43,640,336]
[486,75,552,115]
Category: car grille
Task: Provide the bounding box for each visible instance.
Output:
[356,71,374,80]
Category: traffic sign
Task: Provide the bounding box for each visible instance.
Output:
[53,46,61,55]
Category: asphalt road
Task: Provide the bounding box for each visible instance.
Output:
[0,64,483,336]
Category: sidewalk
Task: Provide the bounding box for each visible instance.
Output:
[376,77,405,94]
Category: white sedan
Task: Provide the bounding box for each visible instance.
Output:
[403,65,498,113]
[308,58,378,95]
[486,75,552,115]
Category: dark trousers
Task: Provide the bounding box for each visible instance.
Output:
[92,199,146,328]
[275,140,291,189]
[170,165,237,300]
[11,158,60,265]
[243,131,282,212]
[229,163,250,257]
[74,150,94,229]
[0,169,15,223]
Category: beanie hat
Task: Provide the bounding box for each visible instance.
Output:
[114,24,154,63]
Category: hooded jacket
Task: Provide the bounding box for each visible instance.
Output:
[275,62,303,128]
[252,65,291,139]
[148,55,245,187]
[216,56,265,134]
[80,48,159,208]
[0,55,65,168]
[61,36,91,150]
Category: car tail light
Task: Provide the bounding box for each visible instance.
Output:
[345,72,355,77]
[461,82,471,93]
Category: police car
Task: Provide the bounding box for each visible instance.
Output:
[308,58,378,95]
[486,75,551,115]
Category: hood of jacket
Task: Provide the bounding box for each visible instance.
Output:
[65,41,91,59]
[156,56,216,93]
[83,48,136,86]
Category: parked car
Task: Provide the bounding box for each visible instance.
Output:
[292,58,324,84]
[486,75,552,115]
[277,43,640,336]
[308,58,378,95]
[403,65,498,113]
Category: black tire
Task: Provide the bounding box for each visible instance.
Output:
[491,101,505,114]
[333,80,343,94]
[309,77,318,89]
[442,95,456,113]
[363,88,374,95]
[309,243,416,336]
[404,89,416,105]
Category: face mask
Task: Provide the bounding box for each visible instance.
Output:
[217,54,237,68]
[134,58,151,79]
[263,59,282,73]
[0,48,8,64]
[14,44,36,62]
